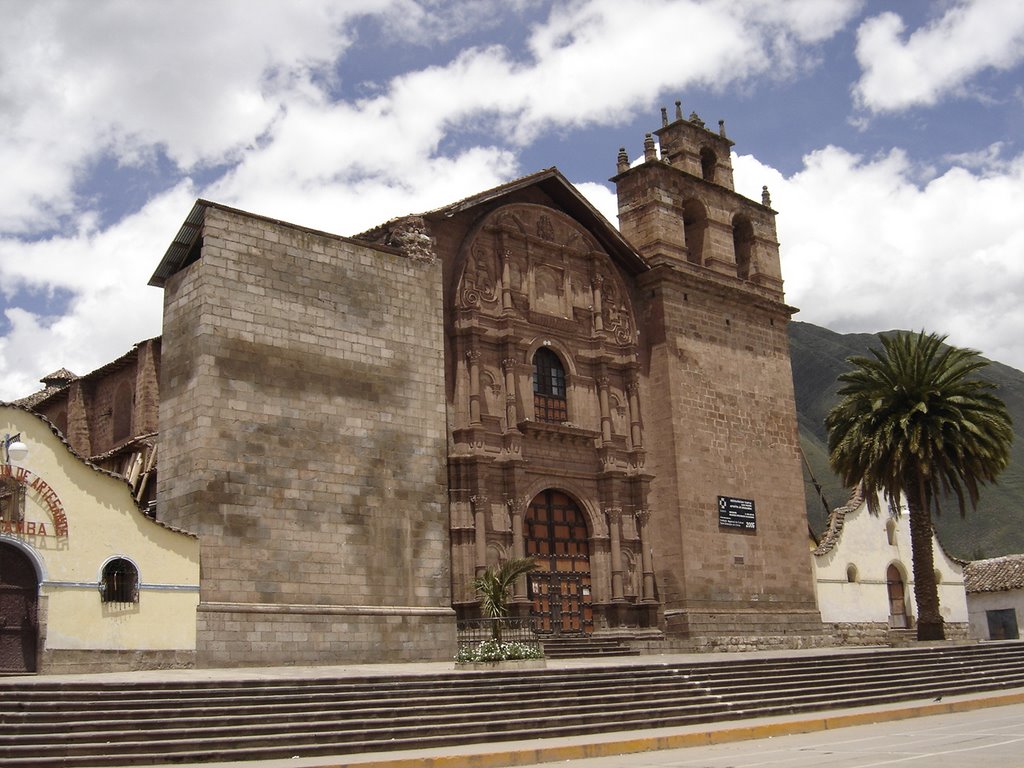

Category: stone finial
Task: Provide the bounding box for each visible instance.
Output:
[643,133,657,162]
[616,146,629,173]
[761,186,772,207]
[660,107,668,127]
[689,111,705,128]
[675,100,682,120]
[719,119,727,138]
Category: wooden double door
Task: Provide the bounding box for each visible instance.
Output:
[0,543,38,673]
[525,490,593,635]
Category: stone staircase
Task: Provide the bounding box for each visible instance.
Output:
[542,635,639,658]
[1,642,1023,767]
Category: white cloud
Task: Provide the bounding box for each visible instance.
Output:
[0,0,929,401]
[854,1,1024,113]
[144,1,868,232]
[0,0,396,234]
[574,182,620,228]
[0,183,194,400]
[733,147,1024,372]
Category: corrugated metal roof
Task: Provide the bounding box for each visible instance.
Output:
[148,200,209,287]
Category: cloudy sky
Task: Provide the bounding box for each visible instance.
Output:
[1,0,1022,400]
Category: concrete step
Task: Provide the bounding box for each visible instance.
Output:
[1,641,1022,767]
[542,636,639,658]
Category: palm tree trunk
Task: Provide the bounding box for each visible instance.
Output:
[906,481,945,641]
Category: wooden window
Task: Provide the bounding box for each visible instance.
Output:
[533,348,567,423]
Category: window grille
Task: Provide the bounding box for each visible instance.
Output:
[101,559,139,604]
[533,348,567,423]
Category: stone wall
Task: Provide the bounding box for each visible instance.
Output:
[638,265,819,628]
[41,649,195,675]
[31,338,161,459]
[614,113,821,637]
[157,204,454,666]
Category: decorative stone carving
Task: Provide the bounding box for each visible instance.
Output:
[461,246,498,307]
[600,275,633,344]
[491,503,511,532]
[387,216,436,262]
[455,204,637,343]
[505,495,530,514]
[537,215,555,241]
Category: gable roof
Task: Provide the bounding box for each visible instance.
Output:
[152,168,650,288]
[359,167,651,276]
[964,555,1024,593]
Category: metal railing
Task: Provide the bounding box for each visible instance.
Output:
[456,617,542,657]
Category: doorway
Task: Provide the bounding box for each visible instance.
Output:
[0,542,38,672]
[524,490,593,635]
[887,564,909,629]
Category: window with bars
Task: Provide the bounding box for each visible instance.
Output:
[533,347,567,423]
[101,558,139,604]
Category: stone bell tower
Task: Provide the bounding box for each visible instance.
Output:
[612,103,822,644]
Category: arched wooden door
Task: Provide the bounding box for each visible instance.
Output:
[887,564,909,629]
[524,490,593,635]
[0,543,38,672]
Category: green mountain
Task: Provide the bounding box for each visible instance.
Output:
[789,321,1024,560]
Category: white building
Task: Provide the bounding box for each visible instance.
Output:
[964,555,1024,640]
[1,404,200,674]
[811,487,968,644]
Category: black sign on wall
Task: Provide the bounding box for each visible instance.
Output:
[718,496,756,531]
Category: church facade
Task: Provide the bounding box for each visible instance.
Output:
[145,107,820,665]
[7,107,822,670]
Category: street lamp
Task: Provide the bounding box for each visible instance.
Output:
[3,433,28,465]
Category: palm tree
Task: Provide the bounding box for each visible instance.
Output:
[472,557,535,641]
[825,331,1012,641]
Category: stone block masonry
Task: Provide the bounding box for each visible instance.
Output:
[156,203,454,666]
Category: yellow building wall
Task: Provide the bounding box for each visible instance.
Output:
[2,406,199,654]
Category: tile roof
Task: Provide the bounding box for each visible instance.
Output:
[13,366,79,408]
[811,486,863,556]
[964,555,1024,594]
[0,402,194,540]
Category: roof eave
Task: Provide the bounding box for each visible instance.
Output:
[148,200,210,288]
